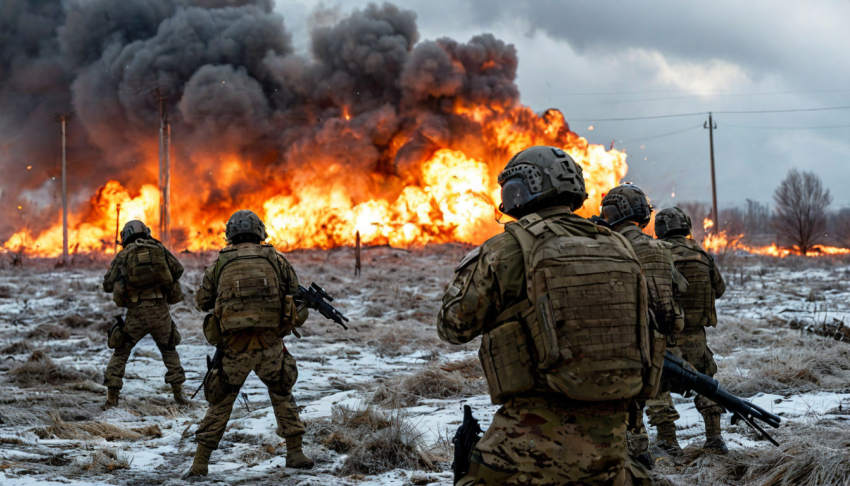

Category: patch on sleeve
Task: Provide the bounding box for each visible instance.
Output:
[455,246,481,272]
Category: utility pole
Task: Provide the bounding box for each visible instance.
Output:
[55,113,72,267]
[704,112,719,233]
[153,89,171,249]
[115,203,121,254]
[355,231,361,277]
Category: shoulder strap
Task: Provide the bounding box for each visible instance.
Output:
[503,214,544,314]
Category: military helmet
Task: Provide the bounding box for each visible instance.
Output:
[225,209,267,242]
[120,220,151,246]
[655,207,693,238]
[601,184,653,228]
[498,146,588,217]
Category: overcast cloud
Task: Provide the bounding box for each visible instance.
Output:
[277,0,850,210]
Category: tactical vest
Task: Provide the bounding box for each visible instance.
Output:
[616,225,680,335]
[123,240,173,293]
[666,238,716,329]
[213,244,282,331]
[479,212,654,404]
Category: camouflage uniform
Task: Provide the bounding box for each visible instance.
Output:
[661,235,726,417]
[193,242,308,454]
[611,224,687,458]
[102,238,186,393]
[439,208,652,486]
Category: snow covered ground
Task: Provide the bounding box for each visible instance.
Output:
[1,248,849,485]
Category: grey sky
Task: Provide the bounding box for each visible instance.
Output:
[276,0,850,210]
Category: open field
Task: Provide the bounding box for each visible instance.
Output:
[1,248,849,485]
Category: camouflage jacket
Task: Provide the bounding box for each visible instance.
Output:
[613,223,688,335]
[102,238,184,293]
[661,235,725,330]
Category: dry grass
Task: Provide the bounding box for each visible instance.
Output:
[311,404,434,475]
[33,411,162,441]
[372,357,485,408]
[668,420,850,486]
[708,320,850,396]
[27,324,71,340]
[74,447,132,474]
[0,340,33,355]
[8,351,98,386]
[61,315,93,329]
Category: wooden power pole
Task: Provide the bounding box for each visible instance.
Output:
[355,231,361,277]
[114,203,121,254]
[704,112,719,233]
[55,113,72,267]
[153,89,171,249]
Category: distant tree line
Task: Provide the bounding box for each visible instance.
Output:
[675,169,848,254]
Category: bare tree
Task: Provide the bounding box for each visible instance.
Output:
[772,169,832,255]
[829,208,850,247]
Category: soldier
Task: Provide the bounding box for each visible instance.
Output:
[438,146,661,485]
[655,207,727,454]
[102,220,187,408]
[185,210,313,477]
[599,185,688,466]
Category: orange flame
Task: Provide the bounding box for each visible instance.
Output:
[702,228,850,258]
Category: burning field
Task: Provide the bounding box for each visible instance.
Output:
[1,0,629,257]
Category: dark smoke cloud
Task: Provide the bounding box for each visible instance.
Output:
[0,0,521,241]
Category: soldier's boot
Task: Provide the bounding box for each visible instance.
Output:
[285,434,314,469]
[102,388,120,410]
[702,413,728,454]
[172,383,189,405]
[182,444,213,478]
[655,421,682,456]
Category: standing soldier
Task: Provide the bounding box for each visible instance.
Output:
[438,146,661,485]
[655,207,727,454]
[102,220,187,409]
[600,185,688,467]
[185,210,313,477]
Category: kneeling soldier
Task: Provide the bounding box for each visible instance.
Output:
[186,210,313,477]
[102,220,187,408]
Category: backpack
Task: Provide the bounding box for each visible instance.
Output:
[213,244,282,331]
[666,239,716,329]
[483,212,653,403]
[124,240,173,291]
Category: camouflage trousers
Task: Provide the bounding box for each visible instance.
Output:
[195,339,305,450]
[103,300,185,390]
[457,395,639,486]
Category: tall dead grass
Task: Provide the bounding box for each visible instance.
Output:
[8,350,98,386]
[311,404,435,475]
[371,357,485,408]
[671,420,850,486]
[33,411,162,441]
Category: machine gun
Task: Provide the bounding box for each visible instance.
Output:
[297,283,350,330]
[452,405,483,484]
[663,351,782,446]
[191,345,225,400]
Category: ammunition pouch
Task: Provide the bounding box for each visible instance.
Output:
[203,314,224,346]
[162,321,181,350]
[107,319,127,350]
[268,351,298,397]
[203,367,232,405]
[165,281,185,305]
[479,320,535,405]
[637,330,666,399]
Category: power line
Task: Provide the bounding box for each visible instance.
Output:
[723,123,850,130]
[614,125,703,145]
[571,105,850,122]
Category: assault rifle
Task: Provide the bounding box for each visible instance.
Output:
[297,283,350,330]
[452,405,483,484]
[191,345,225,400]
[663,351,782,446]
